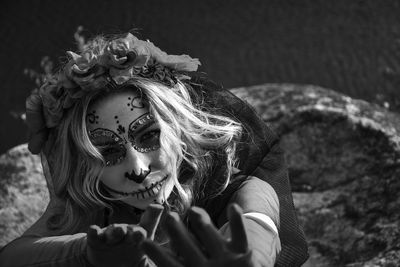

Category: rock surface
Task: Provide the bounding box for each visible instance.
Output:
[0,144,48,247]
[231,84,400,266]
[1,84,400,266]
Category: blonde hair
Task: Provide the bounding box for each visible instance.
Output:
[48,78,242,233]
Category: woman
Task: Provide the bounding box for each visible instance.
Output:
[0,33,308,266]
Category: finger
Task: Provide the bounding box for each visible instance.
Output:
[188,206,226,257]
[104,224,116,245]
[87,225,101,239]
[104,224,127,245]
[227,203,248,253]
[139,203,164,240]
[86,225,106,265]
[165,212,206,267]
[126,224,147,245]
[141,240,184,267]
[87,225,105,246]
[124,225,147,262]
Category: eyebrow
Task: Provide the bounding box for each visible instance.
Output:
[89,129,122,146]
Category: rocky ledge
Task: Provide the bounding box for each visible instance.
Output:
[1,84,400,266]
[231,84,400,266]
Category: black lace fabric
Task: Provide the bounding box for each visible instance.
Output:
[190,78,309,266]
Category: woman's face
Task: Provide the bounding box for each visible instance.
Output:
[86,89,175,209]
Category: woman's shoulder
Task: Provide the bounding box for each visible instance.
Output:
[208,174,280,227]
[235,175,277,195]
[230,176,279,217]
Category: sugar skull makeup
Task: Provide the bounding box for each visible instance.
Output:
[86,88,174,209]
[88,113,161,166]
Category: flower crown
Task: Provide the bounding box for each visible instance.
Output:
[26,33,201,154]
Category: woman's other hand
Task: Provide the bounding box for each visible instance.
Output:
[86,203,163,267]
[142,204,255,267]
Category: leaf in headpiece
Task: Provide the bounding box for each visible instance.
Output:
[25,92,49,154]
[145,40,201,72]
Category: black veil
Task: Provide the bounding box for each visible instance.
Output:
[189,77,309,266]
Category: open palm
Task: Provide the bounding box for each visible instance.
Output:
[142,204,254,267]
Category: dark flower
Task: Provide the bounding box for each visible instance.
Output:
[65,51,107,89]
[105,33,149,69]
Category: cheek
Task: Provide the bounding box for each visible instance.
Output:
[99,167,124,188]
[151,149,173,171]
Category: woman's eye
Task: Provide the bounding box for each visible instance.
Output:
[99,145,126,166]
[102,147,119,155]
[139,130,160,146]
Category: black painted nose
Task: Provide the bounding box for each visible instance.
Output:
[125,168,150,183]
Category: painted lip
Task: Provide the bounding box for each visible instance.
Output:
[105,175,168,200]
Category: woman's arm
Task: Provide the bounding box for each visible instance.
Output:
[142,178,281,267]
[0,201,163,267]
[0,200,89,267]
[218,176,281,267]
[0,233,88,267]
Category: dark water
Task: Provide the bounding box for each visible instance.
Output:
[1,0,399,154]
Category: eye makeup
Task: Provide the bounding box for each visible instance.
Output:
[129,113,155,132]
[89,128,122,145]
[99,144,127,166]
[88,129,126,166]
[128,114,161,153]
[88,114,161,167]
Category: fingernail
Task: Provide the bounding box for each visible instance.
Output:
[165,212,183,230]
[114,226,124,236]
[132,229,146,243]
[148,203,164,211]
[189,207,211,225]
[166,211,180,223]
[89,225,100,233]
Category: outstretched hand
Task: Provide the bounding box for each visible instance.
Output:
[86,203,163,267]
[142,204,254,267]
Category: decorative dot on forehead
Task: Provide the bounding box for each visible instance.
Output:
[127,95,145,111]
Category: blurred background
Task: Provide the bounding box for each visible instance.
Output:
[1,0,400,154]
